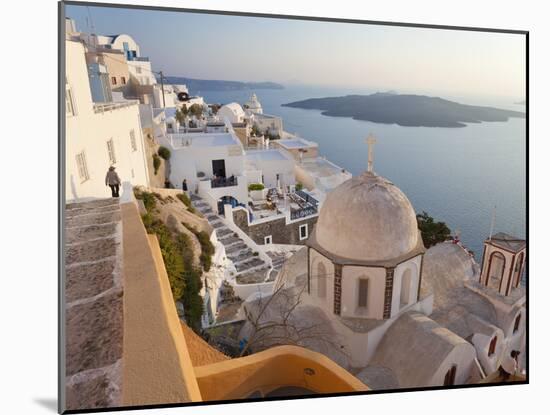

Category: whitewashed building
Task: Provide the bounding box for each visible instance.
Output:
[65,39,149,201]
[218,102,246,124]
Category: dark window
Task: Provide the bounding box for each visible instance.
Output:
[121,76,126,84]
[358,279,369,308]
[111,76,117,85]
[513,314,521,333]
[488,336,497,356]
[444,365,457,386]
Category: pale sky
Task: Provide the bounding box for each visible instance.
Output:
[66,5,526,101]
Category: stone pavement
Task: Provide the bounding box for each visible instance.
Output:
[64,198,123,410]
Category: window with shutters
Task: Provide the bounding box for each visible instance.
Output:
[358,279,369,309]
[111,76,117,85]
[75,151,90,182]
[129,129,137,152]
[66,87,76,117]
[513,314,521,334]
[107,139,116,164]
[299,224,308,240]
[317,262,327,299]
[488,336,497,356]
[444,365,457,386]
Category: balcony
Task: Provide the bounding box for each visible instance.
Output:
[93,100,138,114]
[210,176,238,188]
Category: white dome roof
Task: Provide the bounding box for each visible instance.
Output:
[246,93,262,109]
[315,172,420,261]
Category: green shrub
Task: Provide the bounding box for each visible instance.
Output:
[417,211,451,248]
[139,198,205,331]
[253,252,259,256]
[182,222,215,272]
[177,192,192,207]
[177,193,197,214]
[134,189,156,213]
[158,146,171,160]
[295,182,303,191]
[153,154,161,175]
[248,183,265,192]
[143,218,186,301]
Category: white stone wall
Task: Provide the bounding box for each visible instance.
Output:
[65,41,150,201]
[390,255,423,318]
[341,266,386,319]
[308,250,335,311]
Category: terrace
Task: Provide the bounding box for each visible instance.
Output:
[93,100,139,114]
[248,187,319,223]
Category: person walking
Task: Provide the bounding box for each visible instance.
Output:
[105,166,121,198]
[182,179,188,192]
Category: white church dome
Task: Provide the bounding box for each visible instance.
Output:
[315,172,420,261]
[245,93,263,113]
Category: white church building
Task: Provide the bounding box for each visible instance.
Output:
[242,139,526,389]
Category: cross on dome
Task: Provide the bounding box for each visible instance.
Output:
[365,134,377,173]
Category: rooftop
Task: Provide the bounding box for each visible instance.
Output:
[486,232,526,253]
[277,138,319,150]
[246,149,293,163]
[168,132,241,149]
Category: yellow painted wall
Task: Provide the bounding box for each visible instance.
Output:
[195,345,368,401]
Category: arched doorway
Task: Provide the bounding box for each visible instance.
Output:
[513,252,525,288]
[487,252,506,291]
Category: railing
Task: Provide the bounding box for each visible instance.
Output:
[210,176,238,189]
[93,100,138,114]
[290,205,318,220]
[295,190,319,207]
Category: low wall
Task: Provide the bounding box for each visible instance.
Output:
[195,345,368,400]
[232,281,275,301]
[233,207,318,246]
[121,202,202,405]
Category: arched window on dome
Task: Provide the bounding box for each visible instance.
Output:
[513,252,525,288]
[400,269,412,308]
[317,262,327,299]
[488,336,498,357]
[513,313,521,334]
[444,365,457,386]
[357,279,369,309]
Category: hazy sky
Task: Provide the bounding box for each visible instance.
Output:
[66,4,526,100]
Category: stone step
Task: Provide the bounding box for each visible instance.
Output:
[216,228,234,238]
[66,198,119,210]
[218,236,242,247]
[235,258,267,273]
[225,242,248,254]
[210,221,225,229]
[227,250,254,263]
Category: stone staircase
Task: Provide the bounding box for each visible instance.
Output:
[266,251,291,282]
[190,194,270,279]
[64,197,123,410]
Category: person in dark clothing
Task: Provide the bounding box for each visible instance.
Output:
[182,179,188,191]
[105,166,121,197]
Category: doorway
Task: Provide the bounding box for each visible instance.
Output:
[212,159,226,178]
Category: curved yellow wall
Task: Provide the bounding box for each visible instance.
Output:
[195,345,368,401]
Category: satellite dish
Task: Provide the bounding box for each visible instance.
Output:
[177,92,190,102]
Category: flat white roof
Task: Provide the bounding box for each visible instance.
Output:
[277,138,318,149]
[299,157,347,177]
[189,133,239,147]
[246,149,293,162]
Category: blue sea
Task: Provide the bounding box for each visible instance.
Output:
[197,85,526,261]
